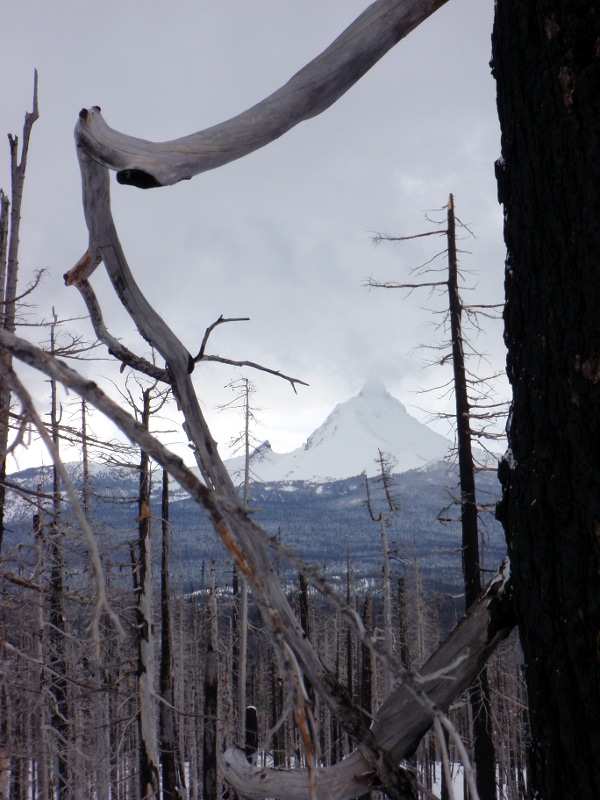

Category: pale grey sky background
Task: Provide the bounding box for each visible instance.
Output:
[1,0,507,470]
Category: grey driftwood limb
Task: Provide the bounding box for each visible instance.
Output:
[74,0,448,188]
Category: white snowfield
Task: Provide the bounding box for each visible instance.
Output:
[225,380,453,483]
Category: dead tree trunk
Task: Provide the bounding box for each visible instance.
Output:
[493,2,600,797]
[447,195,481,610]
[133,388,160,800]
[203,646,219,800]
[364,452,397,700]
[447,194,496,800]
[0,74,38,554]
[360,594,373,720]
[33,507,50,800]
[203,564,220,800]
[298,572,315,711]
[159,469,185,799]
[47,317,69,800]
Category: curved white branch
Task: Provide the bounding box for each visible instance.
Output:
[221,566,515,799]
[75,0,448,187]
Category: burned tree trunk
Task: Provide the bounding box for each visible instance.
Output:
[47,319,69,800]
[493,2,600,798]
[159,469,185,799]
[133,388,160,800]
[447,195,496,800]
[447,195,481,610]
[203,565,220,800]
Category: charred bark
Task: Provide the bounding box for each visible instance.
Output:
[447,195,496,799]
[48,323,69,800]
[493,2,600,798]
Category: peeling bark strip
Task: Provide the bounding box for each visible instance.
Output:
[74,0,448,188]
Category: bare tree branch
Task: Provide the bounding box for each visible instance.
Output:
[76,279,169,382]
[193,314,250,361]
[72,0,449,189]
[200,355,308,393]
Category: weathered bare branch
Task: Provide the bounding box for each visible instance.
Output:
[193,315,308,390]
[193,314,250,361]
[73,0,449,188]
[0,268,45,307]
[366,277,448,290]
[200,355,308,393]
[76,278,170,382]
[371,229,446,244]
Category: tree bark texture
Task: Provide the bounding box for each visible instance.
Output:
[493,3,600,798]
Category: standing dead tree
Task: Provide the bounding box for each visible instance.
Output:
[364,450,397,701]
[0,72,39,555]
[366,195,504,799]
[0,3,520,799]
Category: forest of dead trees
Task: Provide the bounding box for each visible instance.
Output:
[2,0,600,798]
[0,441,528,800]
[0,80,524,797]
[0,30,523,800]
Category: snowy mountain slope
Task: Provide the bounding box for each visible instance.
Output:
[225,380,453,483]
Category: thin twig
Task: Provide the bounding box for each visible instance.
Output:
[200,355,308,393]
[193,314,250,361]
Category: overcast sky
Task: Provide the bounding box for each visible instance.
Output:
[2,0,507,470]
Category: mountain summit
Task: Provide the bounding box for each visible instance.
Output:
[225,381,452,483]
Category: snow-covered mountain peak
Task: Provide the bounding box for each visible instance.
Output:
[357,378,399,403]
[225,382,453,483]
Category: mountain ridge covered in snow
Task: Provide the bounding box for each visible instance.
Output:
[225,380,453,483]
